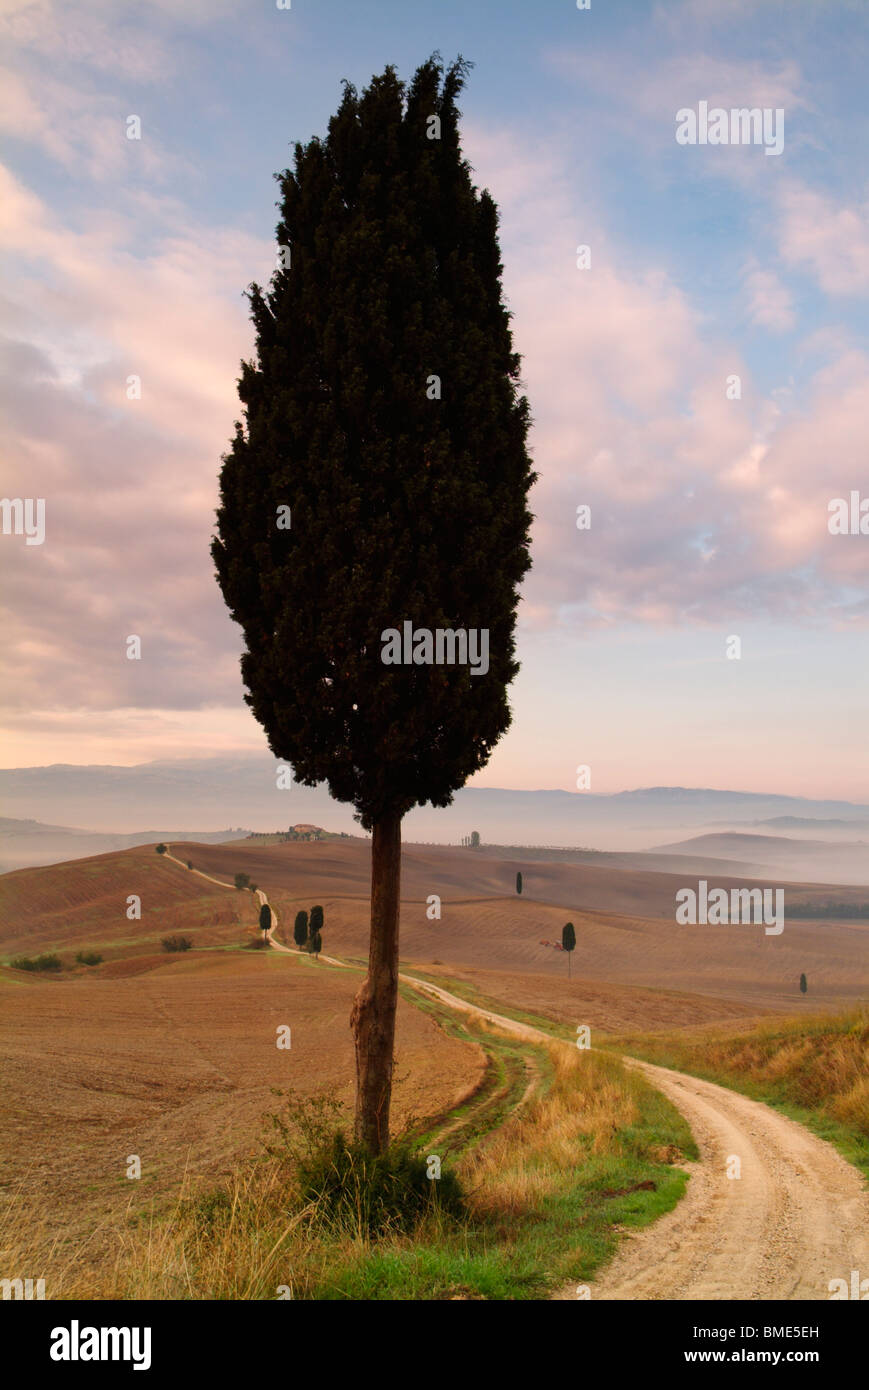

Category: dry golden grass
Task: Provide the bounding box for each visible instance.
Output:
[612,1007,869,1142]
[463,1040,639,1220]
[0,1162,327,1301]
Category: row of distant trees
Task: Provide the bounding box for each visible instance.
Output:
[292,906,324,958]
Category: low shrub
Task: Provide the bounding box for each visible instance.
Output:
[75,951,103,966]
[263,1090,465,1236]
[10,953,62,972]
[161,935,193,953]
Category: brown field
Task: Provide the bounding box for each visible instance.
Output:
[2,837,866,1013]
[172,838,869,1011]
[410,963,767,1034]
[0,947,485,1272]
[0,848,256,960]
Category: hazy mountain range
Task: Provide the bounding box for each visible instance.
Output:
[652,832,869,887]
[2,755,869,877]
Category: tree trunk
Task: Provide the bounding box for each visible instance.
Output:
[350,812,402,1154]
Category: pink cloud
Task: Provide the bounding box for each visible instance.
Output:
[778,183,869,295]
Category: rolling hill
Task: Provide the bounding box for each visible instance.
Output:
[3,837,866,1016]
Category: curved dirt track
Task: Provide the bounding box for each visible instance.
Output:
[563,1058,869,1301]
[400,978,869,1302]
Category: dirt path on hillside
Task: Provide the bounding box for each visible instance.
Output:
[398,977,869,1302]
[268,935,346,967]
[161,852,869,1300]
[165,846,283,937]
[559,1057,869,1301]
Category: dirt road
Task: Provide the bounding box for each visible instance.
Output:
[399,976,869,1302]
[569,1057,869,1301]
[165,845,280,934]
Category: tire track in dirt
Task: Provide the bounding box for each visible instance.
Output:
[561,1057,869,1301]
[397,977,869,1302]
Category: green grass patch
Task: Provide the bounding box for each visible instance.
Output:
[301,1040,694,1300]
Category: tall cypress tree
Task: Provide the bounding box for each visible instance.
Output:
[561,921,576,977]
[293,910,309,949]
[212,55,535,1154]
[309,904,325,947]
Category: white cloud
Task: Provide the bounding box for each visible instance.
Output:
[778,183,869,295]
[742,262,795,331]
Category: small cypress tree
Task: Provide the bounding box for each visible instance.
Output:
[562,921,576,977]
[516,871,523,895]
[470,830,480,848]
[799,972,807,995]
[259,902,272,934]
[156,843,167,855]
[294,910,309,948]
[309,904,325,945]
[311,930,322,959]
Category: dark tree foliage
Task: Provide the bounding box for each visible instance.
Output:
[211,55,534,830]
[516,871,523,895]
[562,920,576,976]
[294,910,309,948]
[799,972,807,994]
[309,904,325,940]
[259,903,272,932]
[211,56,535,1152]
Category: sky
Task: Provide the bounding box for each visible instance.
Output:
[2,0,869,798]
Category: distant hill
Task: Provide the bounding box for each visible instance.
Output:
[0,817,250,873]
[4,837,866,1012]
[461,841,761,877]
[3,756,869,860]
[652,832,869,886]
[757,816,869,830]
[706,816,869,833]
